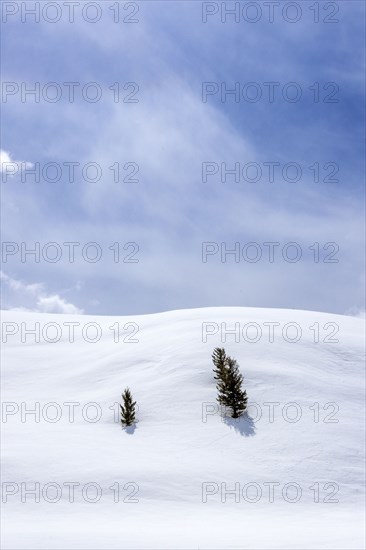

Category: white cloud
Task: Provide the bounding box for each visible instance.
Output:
[0,271,83,314]
[0,270,43,294]
[36,294,83,315]
[0,149,33,175]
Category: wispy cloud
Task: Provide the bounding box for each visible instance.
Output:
[1,2,364,315]
[0,271,83,314]
[0,149,33,175]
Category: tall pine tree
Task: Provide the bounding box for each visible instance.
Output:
[212,347,227,381]
[120,388,137,426]
[215,355,248,419]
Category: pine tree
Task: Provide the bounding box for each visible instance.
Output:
[212,347,227,381]
[216,356,248,419]
[120,388,137,427]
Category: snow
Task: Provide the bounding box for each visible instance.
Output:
[1,307,365,549]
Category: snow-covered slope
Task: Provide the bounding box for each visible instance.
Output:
[1,307,365,549]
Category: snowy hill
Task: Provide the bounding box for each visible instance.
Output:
[1,307,365,549]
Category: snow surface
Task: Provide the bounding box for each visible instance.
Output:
[1,307,365,549]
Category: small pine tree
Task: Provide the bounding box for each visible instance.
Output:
[216,357,248,419]
[120,388,136,427]
[212,347,227,381]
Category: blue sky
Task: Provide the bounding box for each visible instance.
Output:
[1,0,365,315]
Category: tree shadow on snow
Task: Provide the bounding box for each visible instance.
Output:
[123,424,137,435]
[223,413,256,437]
